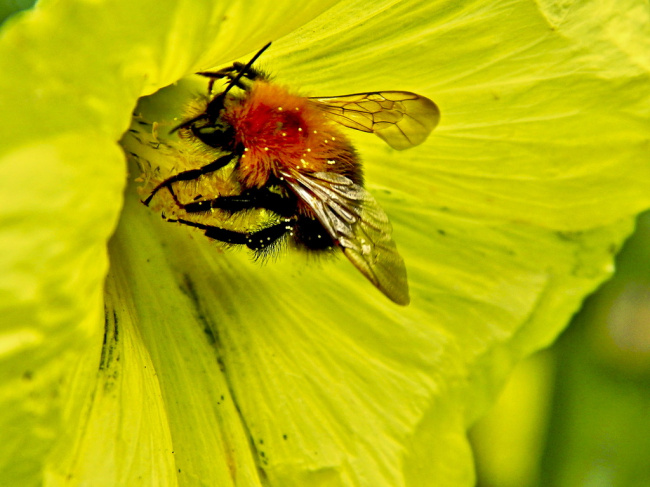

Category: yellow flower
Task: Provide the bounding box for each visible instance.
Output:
[0,1,649,485]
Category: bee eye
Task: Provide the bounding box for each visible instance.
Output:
[193,122,235,149]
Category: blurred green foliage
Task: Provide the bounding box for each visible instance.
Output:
[471,211,650,487]
[0,0,36,25]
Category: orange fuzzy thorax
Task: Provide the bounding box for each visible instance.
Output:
[223,81,356,188]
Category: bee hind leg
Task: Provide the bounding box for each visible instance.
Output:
[168,217,296,252]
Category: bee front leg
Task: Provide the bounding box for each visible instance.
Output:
[196,66,239,94]
[197,62,266,91]
[142,153,234,207]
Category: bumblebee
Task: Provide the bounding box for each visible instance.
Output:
[142,43,440,305]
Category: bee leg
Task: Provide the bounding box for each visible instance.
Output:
[166,218,249,245]
[142,153,233,207]
[243,220,297,252]
[168,217,296,251]
[196,67,238,94]
[197,62,266,91]
[179,188,296,217]
[196,66,236,79]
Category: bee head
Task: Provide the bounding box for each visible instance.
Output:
[191,115,235,150]
[168,104,234,151]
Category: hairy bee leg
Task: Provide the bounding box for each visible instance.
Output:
[142,153,234,206]
[180,188,296,216]
[169,217,296,251]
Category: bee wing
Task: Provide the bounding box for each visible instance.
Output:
[282,170,409,305]
[311,91,440,150]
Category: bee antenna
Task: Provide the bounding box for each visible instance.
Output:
[222,41,272,98]
[206,41,272,118]
[170,42,272,135]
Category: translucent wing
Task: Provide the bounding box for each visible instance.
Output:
[311,91,440,150]
[282,170,409,305]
